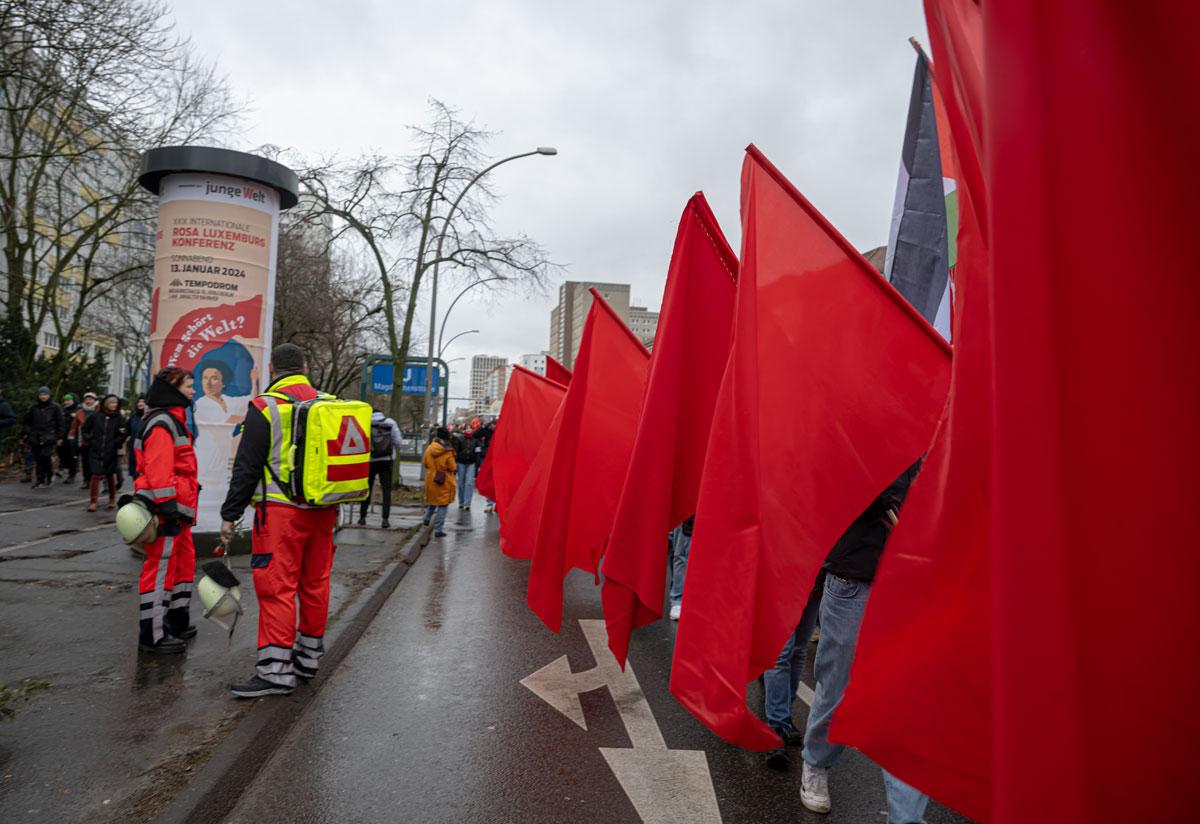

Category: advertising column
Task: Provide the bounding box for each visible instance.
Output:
[139,147,298,536]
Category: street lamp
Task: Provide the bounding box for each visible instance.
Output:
[421,146,558,429]
[437,276,506,357]
[439,329,479,360]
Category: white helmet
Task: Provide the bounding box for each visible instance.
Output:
[198,559,243,633]
[115,495,156,546]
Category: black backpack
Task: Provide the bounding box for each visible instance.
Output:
[370,420,393,459]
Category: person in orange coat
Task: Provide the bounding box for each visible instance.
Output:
[133,367,199,655]
[422,427,457,537]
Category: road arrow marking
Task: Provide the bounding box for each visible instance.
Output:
[522,619,722,823]
[600,747,722,824]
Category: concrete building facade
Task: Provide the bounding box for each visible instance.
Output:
[469,354,508,414]
[548,281,659,368]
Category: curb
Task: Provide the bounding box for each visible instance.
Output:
[155,524,431,824]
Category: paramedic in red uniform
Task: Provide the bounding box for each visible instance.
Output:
[135,367,199,654]
[220,343,338,698]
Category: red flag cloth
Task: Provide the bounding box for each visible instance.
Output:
[600,193,737,669]
[837,3,1200,822]
[668,145,951,751]
[525,291,651,632]
[497,402,563,560]
[832,1,994,817]
[474,366,566,517]
[544,355,572,386]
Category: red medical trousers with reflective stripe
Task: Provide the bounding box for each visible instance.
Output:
[138,527,196,642]
[251,503,338,687]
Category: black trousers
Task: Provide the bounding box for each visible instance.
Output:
[34,444,54,484]
[58,440,77,479]
[360,460,393,521]
[79,445,92,483]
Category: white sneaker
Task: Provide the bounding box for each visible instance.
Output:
[800,761,831,814]
[668,603,682,621]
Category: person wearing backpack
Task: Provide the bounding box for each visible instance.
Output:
[219,343,368,699]
[359,408,402,528]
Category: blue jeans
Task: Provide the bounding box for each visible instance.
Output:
[424,504,447,531]
[667,525,691,605]
[457,463,475,506]
[803,573,929,824]
[763,575,823,734]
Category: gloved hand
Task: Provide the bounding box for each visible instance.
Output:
[160,515,182,537]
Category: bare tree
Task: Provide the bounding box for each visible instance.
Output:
[272,210,385,396]
[0,0,241,388]
[299,100,559,425]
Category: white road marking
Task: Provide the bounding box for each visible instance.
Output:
[796,682,815,707]
[0,523,112,554]
[0,497,91,517]
[522,619,722,823]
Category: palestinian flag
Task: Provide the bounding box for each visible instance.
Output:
[883,45,956,340]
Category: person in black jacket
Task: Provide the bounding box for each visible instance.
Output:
[127,395,147,480]
[451,428,477,510]
[0,386,16,449]
[23,387,63,488]
[798,460,928,819]
[82,394,127,511]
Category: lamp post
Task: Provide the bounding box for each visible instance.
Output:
[436,276,506,357]
[438,329,480,360]
[421,146,557,430]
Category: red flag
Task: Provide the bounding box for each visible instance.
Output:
[836,3,1200,822]
[668,146,951,750]
[525,291,651,632]
[832,2,993,816]
[601,193,737,668]
[544,355,572,386]
[474,366,566,516]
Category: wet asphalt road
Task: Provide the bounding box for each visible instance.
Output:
[224,505,971,824]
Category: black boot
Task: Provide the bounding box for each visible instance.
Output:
[138,618,186,654]
[167,607,197,640]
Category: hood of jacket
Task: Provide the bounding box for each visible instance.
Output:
[427,439,452,458]
[145,376,191,410]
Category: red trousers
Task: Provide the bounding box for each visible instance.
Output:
[252,504,338,686]
[138,526,196,642]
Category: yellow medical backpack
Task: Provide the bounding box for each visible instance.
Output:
[274,395,373,506]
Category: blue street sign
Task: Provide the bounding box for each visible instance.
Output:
[371,363,440,395]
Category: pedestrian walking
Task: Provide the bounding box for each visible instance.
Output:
[359,407,402,528]
[666,515,695,621]
[763,574,823,767]
[452,426,476,510]
[82,394,128,511]
[475,418,496,513]
[23,387,62,488]
[73,392,98,489]
[58,393,80,483]
[422,427,457,536]
[127,395,147,480]
[799,462,929,821]
[134,368,199,654]
[219,343,344,698]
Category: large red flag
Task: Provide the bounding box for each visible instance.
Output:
[832,3,993,816]
[525,291,651,632]
[668,146,952,751]
[544,355,572,386]
[474,365,566,517]
[836,2,1200,822]
[497,402,563,560]
[601,193,737,668]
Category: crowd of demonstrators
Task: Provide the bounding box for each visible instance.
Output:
[422,426,457,537]
[360,406,403,528]
[82,394,129,511]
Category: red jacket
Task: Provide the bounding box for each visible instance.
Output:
[134,405,198,524]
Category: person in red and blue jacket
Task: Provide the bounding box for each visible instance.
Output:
[133,367,199,655]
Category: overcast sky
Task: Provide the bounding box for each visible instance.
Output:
[168,0,928,403]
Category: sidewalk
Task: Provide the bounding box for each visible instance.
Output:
[0,479,423,823]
